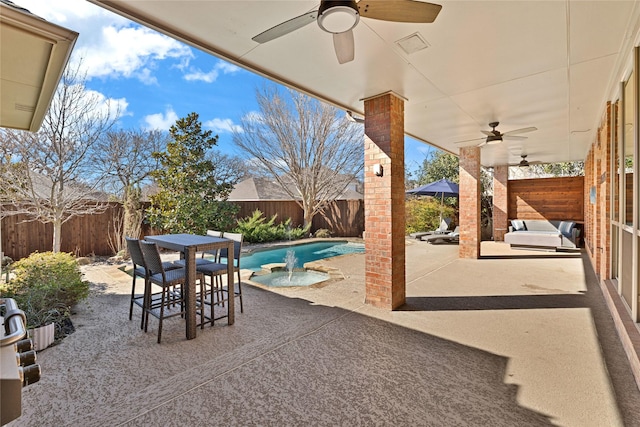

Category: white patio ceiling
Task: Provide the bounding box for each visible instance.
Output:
[90,1,640,167]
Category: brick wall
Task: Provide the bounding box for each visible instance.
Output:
[585,103,613,280]
[363,93,405,309]
[493,165,509,241]
[459,146,481,258]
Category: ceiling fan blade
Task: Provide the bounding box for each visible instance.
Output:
[480,130,493,136]
[333,30,355,64]
[454,137,484,145]
[503,135,528,141]
[252,10,318,43]
[358,0,442,23]
[502,126,537,136]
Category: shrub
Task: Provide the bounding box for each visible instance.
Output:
[405,198,456,234]
[314,228,332,238]
[235,210,310,243]
[283,218,311,240]
[2,252,89,331]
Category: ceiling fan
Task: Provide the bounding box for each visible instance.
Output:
[252,0,442,64]
[455,122,538,147]
[509,154,543,167]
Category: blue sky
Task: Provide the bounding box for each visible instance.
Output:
[18,0,434,173]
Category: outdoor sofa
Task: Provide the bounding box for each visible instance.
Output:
[503,219,579,250]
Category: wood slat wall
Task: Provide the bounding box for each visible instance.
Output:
[508,176,585,221]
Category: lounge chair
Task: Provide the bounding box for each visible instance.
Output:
[420,226,460,244]
[409,218,452,240]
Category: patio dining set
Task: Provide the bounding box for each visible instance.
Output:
[126,231,244,343]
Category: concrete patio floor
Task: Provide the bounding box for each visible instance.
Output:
[9,240,640,426]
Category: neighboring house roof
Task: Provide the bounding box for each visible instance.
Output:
[0,0,78,132]
[228,177,296,201]
[23,171,109,202]
[228,176,363,201]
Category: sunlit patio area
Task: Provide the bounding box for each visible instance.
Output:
[8,240,640,426]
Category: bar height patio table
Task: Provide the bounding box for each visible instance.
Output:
[144,233,235,339]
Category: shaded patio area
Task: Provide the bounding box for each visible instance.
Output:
[9,241,640,426]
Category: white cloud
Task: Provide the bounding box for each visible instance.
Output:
[184,61,241,83]
[204,118,243,134]
[67,85,130,120]
[242,111,264,124]
[143,108,179,131]
[17,0,193,84]
[75,25,193,84]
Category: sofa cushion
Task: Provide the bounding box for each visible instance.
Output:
[522,220,558,232]
[511,219,526,231]
[504,231,562,247]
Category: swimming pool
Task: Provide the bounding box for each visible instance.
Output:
[240,240,364,271]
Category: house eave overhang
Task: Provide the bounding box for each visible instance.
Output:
[0,1,78,132]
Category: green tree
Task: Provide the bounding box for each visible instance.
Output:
[415,150,459,185]
[410,150,460,219]
[531,161,584,177]
[405,199,455,234]
[146,113,239,234]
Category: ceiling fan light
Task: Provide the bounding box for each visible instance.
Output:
[486,136,502,144]
[318,1,359,34]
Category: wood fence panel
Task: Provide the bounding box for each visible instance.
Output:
[313,200,364,237]
[1,203,122,260]
[234,201,305,227]
[508,176,584,221]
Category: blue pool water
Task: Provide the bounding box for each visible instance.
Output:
[240,241,364,271]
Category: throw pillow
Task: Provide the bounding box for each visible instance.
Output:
[558,221,575,236]
[511,220,526,231]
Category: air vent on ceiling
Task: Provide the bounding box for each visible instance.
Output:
[15,103,35,113]
[396,32,429,55]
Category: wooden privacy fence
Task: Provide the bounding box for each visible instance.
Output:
[1,202,123,261]
[234,200,365,237]
[2,200,365,260]
[508,176,585,221]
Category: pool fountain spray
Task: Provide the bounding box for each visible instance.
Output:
[284,249,298,281]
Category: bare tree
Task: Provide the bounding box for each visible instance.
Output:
[92,129,167,253]
[207,150,250,184]
[233,85,363,227]
[0,62,119,252]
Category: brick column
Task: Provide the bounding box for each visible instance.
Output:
[598,102,612,279]
[492,165,509,241]
[363,92,405,309]
[459,146,481,258]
